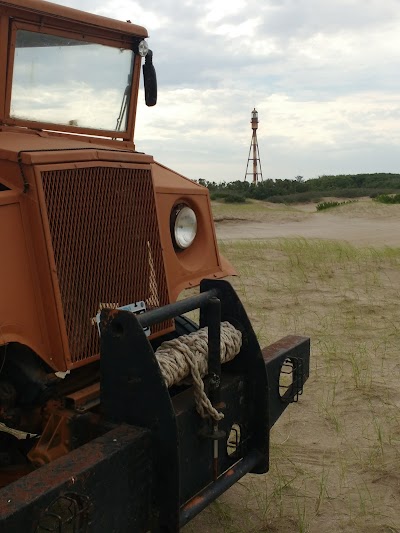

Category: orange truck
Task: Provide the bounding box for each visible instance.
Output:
[0,1,310,531]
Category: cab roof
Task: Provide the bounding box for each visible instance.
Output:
[0,0,148,38]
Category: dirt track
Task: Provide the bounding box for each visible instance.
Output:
[215,207,400,247]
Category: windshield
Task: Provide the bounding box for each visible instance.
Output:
[10,30,134,132]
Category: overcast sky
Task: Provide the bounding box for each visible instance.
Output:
[53,0,400,182]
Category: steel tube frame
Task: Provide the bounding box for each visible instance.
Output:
[137,289,218,329]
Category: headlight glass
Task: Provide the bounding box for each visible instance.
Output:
[173,205,197,249]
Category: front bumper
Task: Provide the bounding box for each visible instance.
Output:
[0,279,310,532]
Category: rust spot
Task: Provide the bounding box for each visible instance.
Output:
[102,308,120,326]
[66,382,100,411]
[100,308,118,334]
[183,495,205,511]
[262,335,309,362]
[108,309,120,319]
[225,468,235,477]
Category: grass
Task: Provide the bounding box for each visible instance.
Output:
[184,237,400,533]
[211,199,310,224]
[316,200,356,211]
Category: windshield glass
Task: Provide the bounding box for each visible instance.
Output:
[10,30,134,132]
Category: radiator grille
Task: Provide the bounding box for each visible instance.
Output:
[41,166,170,363]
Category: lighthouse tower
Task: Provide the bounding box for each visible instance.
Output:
[244,108,263,184]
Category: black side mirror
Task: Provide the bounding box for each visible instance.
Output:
[143,50,157,107]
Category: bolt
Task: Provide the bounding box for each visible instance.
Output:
[209,373,220,389]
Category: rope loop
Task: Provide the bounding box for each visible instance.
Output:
[155,321,242,421]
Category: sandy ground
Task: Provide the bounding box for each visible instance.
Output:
[184,199,400,533]
[215,200,400,247]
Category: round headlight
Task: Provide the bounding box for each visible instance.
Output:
[138,40,149,57]
[172,205,197,249]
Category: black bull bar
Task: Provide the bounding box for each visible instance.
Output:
[0,280,310,532]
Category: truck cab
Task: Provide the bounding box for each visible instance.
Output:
[0,0,235,367]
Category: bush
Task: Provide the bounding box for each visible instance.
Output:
[210,192,227,201]
[368,189,400,199]
[266,191,322,203]
[223,193,246,204]
[207,178,400,204]
[316,200,356,211]
[374,194,400,204]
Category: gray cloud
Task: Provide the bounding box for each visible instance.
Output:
[48,0,400,180]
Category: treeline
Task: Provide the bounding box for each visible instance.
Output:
[198,173,400,203]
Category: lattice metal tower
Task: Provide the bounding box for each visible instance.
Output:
[244,108,263,184]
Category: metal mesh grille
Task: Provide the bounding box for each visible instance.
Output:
[41,166,170,363]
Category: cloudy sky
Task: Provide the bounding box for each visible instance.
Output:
[52,0,400,182]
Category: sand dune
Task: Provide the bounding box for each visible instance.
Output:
[215,201,400,247]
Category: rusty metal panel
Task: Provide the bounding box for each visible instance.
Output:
[0,424,152,532]
[40,164,170,364]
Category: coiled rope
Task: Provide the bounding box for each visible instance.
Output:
[155,321,242,421]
